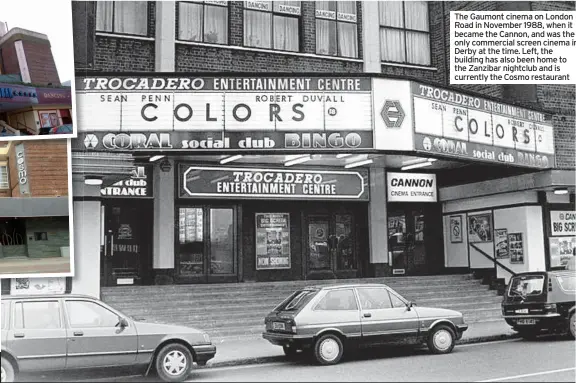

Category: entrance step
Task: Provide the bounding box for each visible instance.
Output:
[101,274,505,341]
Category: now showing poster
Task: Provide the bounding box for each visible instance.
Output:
[256,213,291,270]
[495,229,509,259]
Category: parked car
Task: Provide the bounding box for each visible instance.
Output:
[262,283,468,365]
[0,294,216,382]
[38,124,73,135]
[502,270,576,340]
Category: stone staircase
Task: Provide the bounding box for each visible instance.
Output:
[101,274,504,341]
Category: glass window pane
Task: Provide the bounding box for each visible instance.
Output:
[0,166,8,189]
[274,16,299,52]
[66,301,119,328]
[337,22,358,58]
[335,215,355,270]
[405,1,429,31]
[380,28,405,62]
[178,207,205,276]
[316,19,337,56]
[210,208,234,274]
[316,289,358,310]
[20,301,61,329]
[179,2,203,41]
[274,1,301,15]
[308,218,331,269]
[389,292,406,308]
[96,1,114,31]
[406,31,430,65]
[337,1,356,16]
[205,5,228,43]
[316,1,337,12]
[244,10,272,48]
[357,287,393,310]
[379,1,403,28]
[114,1,148,36]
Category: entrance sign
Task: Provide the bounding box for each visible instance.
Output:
[14,143,30,195]
[179,166,369,200]
[75,76,374,152]
[550,211,576,236]
[101,165,153,198]
[387,172,437,202]
[412,82,555,169]
[255,213,291,270]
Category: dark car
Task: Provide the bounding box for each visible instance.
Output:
[262,283,468,365]
[502,270,576,340]
[38,124,73,135]
[0,294,216,382]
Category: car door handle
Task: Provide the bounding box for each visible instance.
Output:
[363,313,372,318]
[13,333,25,338]
[73,331,84,336]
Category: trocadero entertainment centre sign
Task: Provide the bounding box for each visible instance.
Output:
[178,165,369,201]
[74,76,374,152]
[411,82,556,169]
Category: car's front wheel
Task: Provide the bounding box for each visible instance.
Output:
[1,357,15,383]
[155,343,194,382]
[427,325,456,354]
[313,334,344,365]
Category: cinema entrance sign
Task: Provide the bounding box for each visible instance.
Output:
[411,82,556,169]
[75,75,374,152]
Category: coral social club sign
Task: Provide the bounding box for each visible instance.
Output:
[75,76,374,152]
[387,172,437,202]
[412,83,555,169]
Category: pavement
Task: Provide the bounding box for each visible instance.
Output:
[206,320,518,368]
[0,256,70,276]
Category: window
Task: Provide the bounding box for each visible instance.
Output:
[276,289,317,311]
[244,1,301,51]
[315,289,358,311]
[0,165,8,189]
[556,275,576,292]
[379,1,430,65]
[14,301,61,329]
[96,1,149,36]
[66,301,120,328]
[357,287,393,310]
[315,1,358,58]
[178,1,228,44]
[389,291,407,308]
[508,276,544,297]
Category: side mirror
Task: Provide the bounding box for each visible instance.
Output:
[407,301,414,311]
[118,317,129,328]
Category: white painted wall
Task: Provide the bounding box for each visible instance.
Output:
[71,200,101,298]
[443,214,468,267]
[443,191,538,213]
[153,160,175,269]
[369,167,388,264]
[14,40,31,83]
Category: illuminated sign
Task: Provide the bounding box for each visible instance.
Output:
[387,172,437,202]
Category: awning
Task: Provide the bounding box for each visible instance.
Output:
[0,197,69,217]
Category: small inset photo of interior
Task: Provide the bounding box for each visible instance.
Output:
[0,139,73,277]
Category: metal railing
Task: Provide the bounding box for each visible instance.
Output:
[469,243,517,276]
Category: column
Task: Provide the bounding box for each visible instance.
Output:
[368,167,389,276]
[71,180,101,298]
[155,1,176,72]
[361,1,381,73]
[153,159,175,274]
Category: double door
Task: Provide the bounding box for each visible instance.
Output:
[175,205,237,283]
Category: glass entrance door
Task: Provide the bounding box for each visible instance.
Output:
[176,206,236,283]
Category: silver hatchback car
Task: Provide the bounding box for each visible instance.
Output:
[1,294,216,382]
[263,283,468,365]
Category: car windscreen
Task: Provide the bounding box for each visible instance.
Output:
[508,275,545,297]
[274,289,318,312]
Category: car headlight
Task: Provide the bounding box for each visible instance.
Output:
[203,333,211,344]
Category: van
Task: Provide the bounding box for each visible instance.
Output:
[501,270,575,339]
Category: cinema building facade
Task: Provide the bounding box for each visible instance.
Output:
[61,1,575,298]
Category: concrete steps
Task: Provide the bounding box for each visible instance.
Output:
[101,274,505,340]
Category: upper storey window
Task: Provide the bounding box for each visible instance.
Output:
[179,1,229,44]
[243,1,302,52]
[315,1,358,58]
[96,1,149,37]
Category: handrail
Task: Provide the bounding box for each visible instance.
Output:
[15,121,36,135]
[0,120,20,135]
[470,243,517,276]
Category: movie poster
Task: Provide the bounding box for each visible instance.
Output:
[468,213,493,243]
[549,236,576,268]
[255,213,291,270]
[495,229,509,259]
[509,232,525,264]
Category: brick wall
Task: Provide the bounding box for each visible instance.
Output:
[25,217,70,258]
[8,140,69,197]
[22,40,61,86]
[0,42,20,76]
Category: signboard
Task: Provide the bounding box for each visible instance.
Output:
[35,88,72,105]
[101,165,153,198]
[412,82,555,169]
[10,277,66,295]
[387,172,437,202]
[550,211,576,236]
[508,232,525,264]
[449,215,463,243]
[14,143,30,195]
[75,76,374,152]
[0,84,38,103]
[255,213,291,270]
[495,229,509,259]
[549,236,575,268]
[179,166,369,201]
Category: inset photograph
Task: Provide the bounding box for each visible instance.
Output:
[0,1,75,139]
[0,139,73,277]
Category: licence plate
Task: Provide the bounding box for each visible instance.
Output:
[272,322,286,330]
[515,309,529,314]
[516,319,537,325]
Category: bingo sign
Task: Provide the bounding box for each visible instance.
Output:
[412,83,555,169]
[75,76,374,152]
[550,211,576,236]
